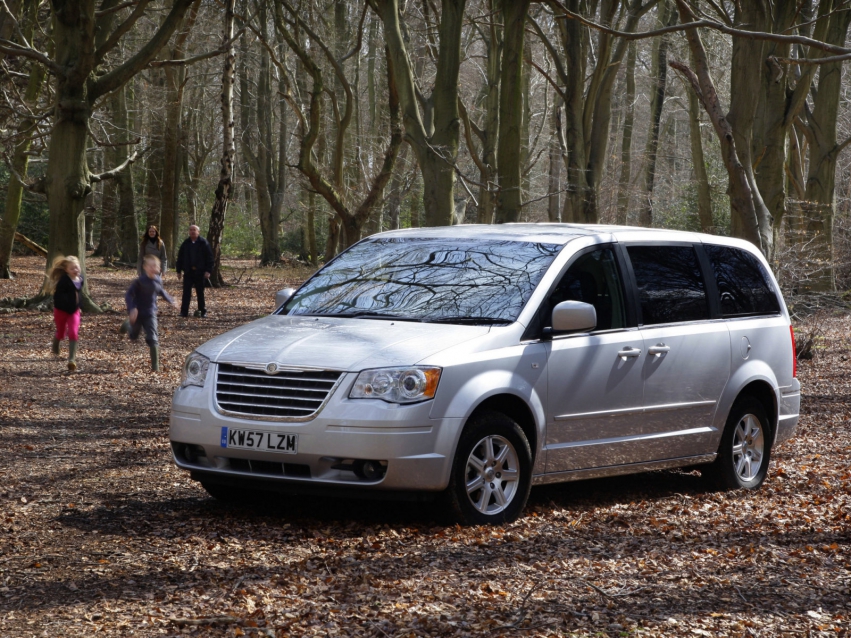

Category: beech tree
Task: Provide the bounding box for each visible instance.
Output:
[0,0,196,307]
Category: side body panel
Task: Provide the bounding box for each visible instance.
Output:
[638,321,731,460]
[544,329,647,471]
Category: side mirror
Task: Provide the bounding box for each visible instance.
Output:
[551,300,597,333]
[275,287,296,309]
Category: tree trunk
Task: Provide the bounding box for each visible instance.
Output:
[547,104,562,223]
[255,34,279,266]
[494,0,530,223]
[207,0,236,287]
[672,0,762,251]
[638,0,675,228]
[376,0,466,228]
[387,142,409,230]
[684,65,713,233]
[144,71,165,229]
[97,174,119,262]
[615,41,636,226]
[476,0,501,224]
[161,64,185,259]
[0,0,45,278]
[307,190,317,266]
[558,0,589,223]
[113,85,139,264]
[800,6,851,291]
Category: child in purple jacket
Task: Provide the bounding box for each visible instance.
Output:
[122,255,175,371]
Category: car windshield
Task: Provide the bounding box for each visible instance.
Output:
[283,237,562,323]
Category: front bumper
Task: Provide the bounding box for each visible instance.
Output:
[169,371,463,492]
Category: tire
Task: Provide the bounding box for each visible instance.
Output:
[200,480,244,503]
[703,396,772,490]
[447,411,532,525]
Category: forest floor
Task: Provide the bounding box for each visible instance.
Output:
[0,254,849,638]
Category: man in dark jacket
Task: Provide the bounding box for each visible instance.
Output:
[175,225,214,318]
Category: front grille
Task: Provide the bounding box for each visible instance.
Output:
[215,364,343,419]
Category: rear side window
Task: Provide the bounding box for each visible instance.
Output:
[627,245,710,325]
[704,245,781,317]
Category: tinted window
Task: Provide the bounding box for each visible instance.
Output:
[705,245,781,316]
[627,245,709,325]
[547,247,626,331]
[284,238,561,324]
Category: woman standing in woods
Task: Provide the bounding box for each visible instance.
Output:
[138,226,168,277]
[49,255,83,372]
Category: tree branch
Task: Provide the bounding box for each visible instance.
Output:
[96,1,140,17]
[90,0,196,103]
[93,0,152,64]
[549,0,851,55]
[340,2,369,63]
[0,39,63,75]
[90,151,138,183]
[772,52,851,65]
[149,29,244,67]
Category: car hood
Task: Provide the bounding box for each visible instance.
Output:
[195,314,492,371]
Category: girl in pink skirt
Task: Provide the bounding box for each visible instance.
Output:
[49,255,83,371]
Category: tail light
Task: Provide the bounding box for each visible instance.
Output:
[790,325,797,377]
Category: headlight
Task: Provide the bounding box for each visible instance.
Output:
[181,352,210,388]
[350,366,441,404]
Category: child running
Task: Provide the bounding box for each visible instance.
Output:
[122,255,175,372]
[49,255,83,371]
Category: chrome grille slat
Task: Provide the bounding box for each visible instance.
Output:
[218,389,327,402]
[217,399,315,411]
[216,380,330,393]
[218,372,339,384]
[215,363,343,420]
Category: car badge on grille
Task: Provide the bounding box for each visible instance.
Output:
[265,362,279,375]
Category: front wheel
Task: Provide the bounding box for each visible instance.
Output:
[447,411,532,525]
[703,396,772,490]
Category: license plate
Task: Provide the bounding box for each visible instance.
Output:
[220,427,298,454]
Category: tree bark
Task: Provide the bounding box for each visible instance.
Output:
[114,85,139,264]
[615,41,636,225]
[160,1,200,259]
[637,0,675,228]
[547,103,562,222]
[207,0,237,288]
[799,4,851,291]
[375,0,466,228]
[494,0,530,223]
[0,0,45,279]
[683,63,713,233]
[672,0,762,252]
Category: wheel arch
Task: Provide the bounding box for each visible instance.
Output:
[466,394,539,462]
[736,379,779,437]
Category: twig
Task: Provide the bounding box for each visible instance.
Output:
[580,578,644,599]
[495,579,543,630]
[168,615,241,626]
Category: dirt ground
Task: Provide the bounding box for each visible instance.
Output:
[0,254,849,637]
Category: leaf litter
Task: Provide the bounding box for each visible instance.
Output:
[0,255,849,637]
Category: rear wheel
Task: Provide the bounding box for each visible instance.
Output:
[447,411,532,525]
[704,396,772,490]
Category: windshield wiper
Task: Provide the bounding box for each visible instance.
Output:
[425,316,513,325]
[309,311,422,322]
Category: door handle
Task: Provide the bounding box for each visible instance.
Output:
[648,344,671,357]
[617,347,642,360]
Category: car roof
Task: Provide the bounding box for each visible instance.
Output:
[372,223,733,247]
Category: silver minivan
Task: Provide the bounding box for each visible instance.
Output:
[170,225,801,524]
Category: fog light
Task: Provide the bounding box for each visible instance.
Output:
[354,459,386,481]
